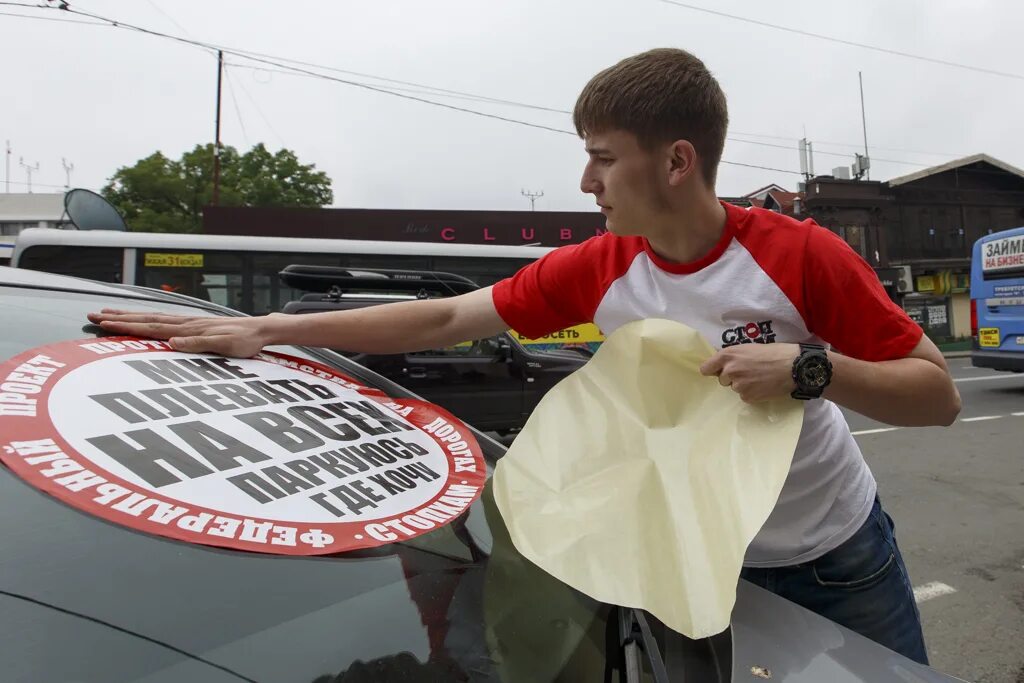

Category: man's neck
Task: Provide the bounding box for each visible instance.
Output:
[644,195,728,265]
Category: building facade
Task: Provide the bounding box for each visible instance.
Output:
[201,154,1024,341]
[0,193,67,263]
[203,205,608,248]
[803,154,1024,340]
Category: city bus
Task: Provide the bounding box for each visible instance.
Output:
[970,225,1024,372]
[11,227,605,352]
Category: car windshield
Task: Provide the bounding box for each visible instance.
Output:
[0,283,623,683]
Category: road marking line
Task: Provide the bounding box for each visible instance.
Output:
[960,415,1003,422]
[850,427,901,436]
[953,375,1024,383]
[1013,412,1024,417]
[913,582,957,603]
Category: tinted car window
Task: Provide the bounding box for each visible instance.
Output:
[0,285,616,683]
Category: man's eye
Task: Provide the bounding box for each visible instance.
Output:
[600,158,614,165]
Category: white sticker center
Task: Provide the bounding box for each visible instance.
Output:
[48,352,450,523]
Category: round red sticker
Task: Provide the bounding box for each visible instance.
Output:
[0,337,487,555]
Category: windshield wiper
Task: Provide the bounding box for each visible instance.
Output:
[618,607,671,683]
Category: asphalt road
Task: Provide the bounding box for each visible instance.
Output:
[843,358,1024,683]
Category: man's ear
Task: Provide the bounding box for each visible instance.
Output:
[667,140,699,186]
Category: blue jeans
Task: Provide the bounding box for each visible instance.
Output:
[740,496,929,665]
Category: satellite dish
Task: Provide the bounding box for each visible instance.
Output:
[64,188,128,231]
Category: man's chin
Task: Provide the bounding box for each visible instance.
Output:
[603,216,639,237]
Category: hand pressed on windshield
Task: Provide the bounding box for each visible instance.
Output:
[86,308,269,358]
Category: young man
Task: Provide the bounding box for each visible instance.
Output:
[90,48,960,664]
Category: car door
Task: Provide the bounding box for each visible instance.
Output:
[391,335,525,432]
[514,343,589,417]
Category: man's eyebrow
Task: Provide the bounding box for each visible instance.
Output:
[585,147,612,155]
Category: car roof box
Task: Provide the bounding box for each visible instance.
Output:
[279,264,480,297]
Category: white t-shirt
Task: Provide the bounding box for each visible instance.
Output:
[492,202,922,567]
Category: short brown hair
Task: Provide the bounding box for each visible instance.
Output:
[573,48,729,186]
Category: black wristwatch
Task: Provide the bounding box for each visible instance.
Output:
[791,343,833,400]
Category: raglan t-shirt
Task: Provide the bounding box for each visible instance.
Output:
[492,201,922,567]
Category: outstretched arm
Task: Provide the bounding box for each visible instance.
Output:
[88,286,509,358]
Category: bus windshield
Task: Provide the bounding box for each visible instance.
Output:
[970,226,1024,372]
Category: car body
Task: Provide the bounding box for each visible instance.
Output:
[0,265,966,682]
[277,265,589,436]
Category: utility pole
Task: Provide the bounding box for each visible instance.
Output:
[212,49,224,205]
[62,157,74,189]
[859,71,870,180]
[5,140,10,193]
[19,157,39,193]
[521,188,543,211]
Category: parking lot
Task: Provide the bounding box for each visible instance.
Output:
[845,357,1024,683]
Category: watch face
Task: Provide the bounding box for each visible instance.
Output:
[801,357,831,388]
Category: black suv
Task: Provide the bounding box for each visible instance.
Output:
[277,265,588,437]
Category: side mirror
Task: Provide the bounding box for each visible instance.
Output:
[496,336,514,361]
[476,336,512,360]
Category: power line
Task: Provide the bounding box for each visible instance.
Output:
[18,3,801,176]
[30,2,564,113]
[4,177,86,191]
[226,62,556,110]
[227,63,931,167]
[726,136,929,167]
[0,8,104,25]
[658,0,1024,82]
[222,54,578,137]
[223,64,285,148]
[223,50,569,115]
[4,2,965,164]
[49,4,582,137]
[728,130,960,158]
[141,0,215,57]
[144,0,192,38]
[224,54,801,174]
[720,160,799,174]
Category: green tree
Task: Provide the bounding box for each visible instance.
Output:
[102,143,333,233]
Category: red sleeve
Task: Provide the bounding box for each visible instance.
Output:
[491,233,639,339]
[804,226,923,361]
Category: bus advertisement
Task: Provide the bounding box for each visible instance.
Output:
[970,226,1024,372]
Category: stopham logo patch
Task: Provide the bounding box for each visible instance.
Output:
[720,320,777,347]
[0,338,486,555]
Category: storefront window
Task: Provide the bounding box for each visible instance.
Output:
[840,225,865,257]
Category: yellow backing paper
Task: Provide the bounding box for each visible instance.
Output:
[492,318,804,638]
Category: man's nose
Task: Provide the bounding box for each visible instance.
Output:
[580,170,601,195]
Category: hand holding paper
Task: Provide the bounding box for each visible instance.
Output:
[493,319,804,638]
[699,341,801,402]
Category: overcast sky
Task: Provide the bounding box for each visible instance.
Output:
[4,0,1024,212]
